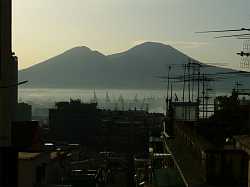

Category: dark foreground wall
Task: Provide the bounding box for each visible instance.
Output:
[0,147,18,187]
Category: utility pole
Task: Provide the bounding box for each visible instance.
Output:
[191,63,195,102]
[188,60,191,102]
[197,67,200,104]
[170,83,173,102]
[202,74,205,119]
[166,66,171,114]
[182,64,186,102]
[196,65,201,120]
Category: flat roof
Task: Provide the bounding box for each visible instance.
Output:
[18,152,40,160]
[234,135,250,151]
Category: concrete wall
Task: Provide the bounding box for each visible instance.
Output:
[235,140,250,187]
[18,153,64,187]
[173,123,248,186]
[205,150,248,186]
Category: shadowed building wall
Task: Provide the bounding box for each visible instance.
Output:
[0,0,12,146]
[0,0,18,143]
[0,1,18,187]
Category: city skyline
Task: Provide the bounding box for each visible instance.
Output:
[13,0,250,70]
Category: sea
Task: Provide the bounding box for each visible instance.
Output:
[18,88,169,115]
[18,88,232,117]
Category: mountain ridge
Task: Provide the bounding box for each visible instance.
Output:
[19,42,244,90]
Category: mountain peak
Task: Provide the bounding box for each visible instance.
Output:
[19,41,235,89]
[125,41,174,55]
[64,46,92,54]
[135,41,171,48]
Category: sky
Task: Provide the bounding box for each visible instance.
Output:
[13,0,250,70]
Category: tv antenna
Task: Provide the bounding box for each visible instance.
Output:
[197,27,250,69]
[239,40,250,68]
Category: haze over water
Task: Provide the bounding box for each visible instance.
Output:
[18,88,232,115]
[18,88,168,113]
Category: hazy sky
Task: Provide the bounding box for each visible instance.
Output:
[13,0,250,70]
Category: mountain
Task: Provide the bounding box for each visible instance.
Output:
[19,46,111,88]
[18,42,246,90]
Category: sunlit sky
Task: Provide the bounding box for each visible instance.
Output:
[13,0,250,70]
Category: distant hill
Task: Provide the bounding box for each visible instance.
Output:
[19,42,248,90]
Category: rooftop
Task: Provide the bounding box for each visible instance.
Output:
[234,135,250,151]
[18,152,40,160]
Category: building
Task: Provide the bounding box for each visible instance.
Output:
[12,121,41,152]
[16,103,32,121]
[18,151,69,187]
[49,99,164,154]
[0,147,18,187]
[171,101,199,122]
[0,1,19,186]
[162,91,250,187]
[164,121,249,186]
[0,0,16,146]
[49,100,99,146]
[234,135,250,187]
[99,110,163,154]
